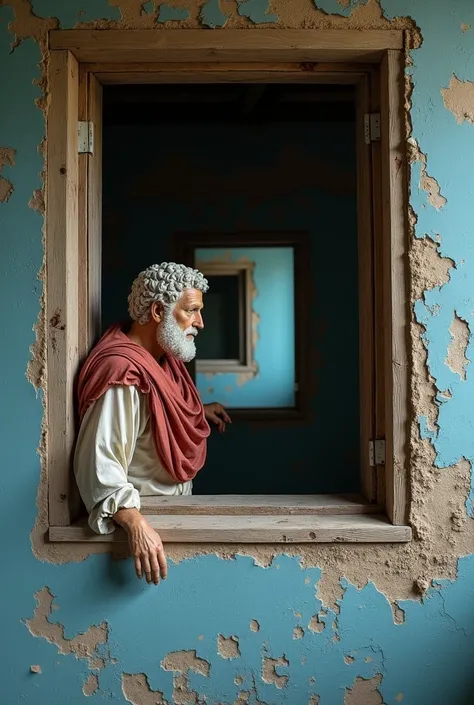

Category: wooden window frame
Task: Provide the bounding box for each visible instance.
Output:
[194,259,254,375]
[46,29,410,544]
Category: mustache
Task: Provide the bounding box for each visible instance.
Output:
[184,327,198,337]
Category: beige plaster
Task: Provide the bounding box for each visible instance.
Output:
[441,75,474,124]
[0,0,470,640]
[345,674,386,705]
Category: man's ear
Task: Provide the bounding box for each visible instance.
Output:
[150,301,164,323]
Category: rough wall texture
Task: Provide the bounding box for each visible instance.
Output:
[1,0,474,703]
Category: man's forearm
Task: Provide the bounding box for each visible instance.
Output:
[114,507,146,531]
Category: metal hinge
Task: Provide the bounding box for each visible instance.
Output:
[364,113,381,144]
[78,121,94,154]
[369,439,386,467]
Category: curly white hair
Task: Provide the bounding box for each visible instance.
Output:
[128,262,209,324]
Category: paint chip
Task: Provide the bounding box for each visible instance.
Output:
[250,619,260,632]
[262,656,289,689]
[344,655,355,664]
[345,674,385,705]
[461,23,471,32]
[217,635,240,659]
[160,649,210,703]
[410,236,454,300]
[24,588,108,671]
[441,75,474,125]
[30,665,42,674]
[122,673,166,705]
[293,626,304,639]
[0,147,16,203]
[308,614,324,633]
[446,314,470,380]
[83,674,99,697]
[309,697,320,705]
[408,138,446,209]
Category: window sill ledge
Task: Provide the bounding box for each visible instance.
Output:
[49,513,412,544]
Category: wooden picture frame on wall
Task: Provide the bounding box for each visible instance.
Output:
[194,260,254,375]
[174,230,312,421]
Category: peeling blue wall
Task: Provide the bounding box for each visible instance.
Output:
[2,1,474,704]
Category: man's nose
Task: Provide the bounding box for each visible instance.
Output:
[195,312,204,329]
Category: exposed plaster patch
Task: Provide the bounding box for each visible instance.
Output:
[83,674,99,696]
[410,236,454,301]
[107,0,156,26]
[441,75,474,125]
[218,634,241,659]
[309,697,320,705]
[345,674,386,705]
[262,656,289,688]
[293,626,304,639]
[3,0,58,50]
[344,654,355,664]
[461,23,471,32]
[446,314,470,380]
[30,664,42,673]
[250,620,260,632]
[0,147,16,203]
[161,650,210,704]
[122,673,167,704]
[308,614,324,633]
[29,188,45,215]
[407,138,447,210]
[24,587,109,671]
[392,604,405,625]
[272,0,419,40]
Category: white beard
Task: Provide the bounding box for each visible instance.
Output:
[156,305,197,363]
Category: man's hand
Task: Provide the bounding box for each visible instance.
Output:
[204,402,232,434]
[113,508,167,585]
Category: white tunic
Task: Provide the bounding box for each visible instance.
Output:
[74,385,192,534]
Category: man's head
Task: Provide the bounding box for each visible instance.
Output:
[128,262,208,362]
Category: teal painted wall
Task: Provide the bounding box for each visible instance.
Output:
[2,1,474,703]
[101,121,359,493]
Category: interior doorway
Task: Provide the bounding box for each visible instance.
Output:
[101,82,361,495]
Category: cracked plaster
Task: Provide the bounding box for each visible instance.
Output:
[2,0,474,702]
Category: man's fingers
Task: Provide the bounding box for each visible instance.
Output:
[222,410,232,424]
[157,546,168,580]
[149,552,160,585]
[141,554,152,584]
[134,556,143,580]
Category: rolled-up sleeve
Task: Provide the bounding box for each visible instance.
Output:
[74,385,142,534]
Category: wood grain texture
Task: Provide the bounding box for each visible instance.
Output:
[50,513,412,543]
[380,50,409,525]
[140,494,383,515]
[50,29,404,64]
[47,50,79,526]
